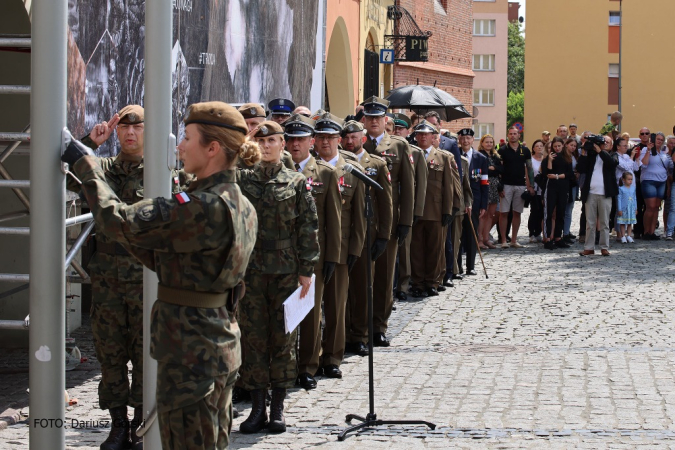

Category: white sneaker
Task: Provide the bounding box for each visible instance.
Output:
[536,235,543,243]
[529,236,536,243]
[621,236,627,244]
[626,236,634,243]
[666,235,673,241]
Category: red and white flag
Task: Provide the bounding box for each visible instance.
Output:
[175,192,191,204]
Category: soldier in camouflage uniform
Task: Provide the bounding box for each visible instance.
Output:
[236,120,320,434]
[62,102,259,450]
[70,105,182,450]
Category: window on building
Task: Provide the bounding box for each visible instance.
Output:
[473,54,495,71]
[473,89,495,106]
[473,123,495,140]
[473,19,496,36]
[609,11,621,26]
[608,64,619,78]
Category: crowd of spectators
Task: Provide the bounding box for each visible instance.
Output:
[467,111,675,257]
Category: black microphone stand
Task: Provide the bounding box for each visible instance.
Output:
[338,185,436,441]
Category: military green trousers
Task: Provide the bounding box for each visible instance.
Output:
[90,274,143,410]
[239,270,298,390]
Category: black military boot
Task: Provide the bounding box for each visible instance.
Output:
[268,388,286,433]
[100,406,130,450]
[239,389,268,433]
[129,406,143,450]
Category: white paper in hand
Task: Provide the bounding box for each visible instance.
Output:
[283,274,315,333]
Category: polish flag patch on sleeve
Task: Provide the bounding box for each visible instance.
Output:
[174,192,191,204]
[409,154,414,165]
[481,174,489,185]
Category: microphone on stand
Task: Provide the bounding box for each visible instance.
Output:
[342,163,383,191]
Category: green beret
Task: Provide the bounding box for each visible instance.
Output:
[238,103,267,119]
[118,105,144,124]
[184,101,248,135]
[342,120,364,136]
[254,120,285,138]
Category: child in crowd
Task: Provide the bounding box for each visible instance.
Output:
[617,172,637,243]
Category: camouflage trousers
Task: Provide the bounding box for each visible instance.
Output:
[158,371,237,450]
[151,301,241,450]
[239,270,298,390]
[90,274,143,410]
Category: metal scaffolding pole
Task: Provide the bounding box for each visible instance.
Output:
[142,0,173,447]
[29,0,67,448]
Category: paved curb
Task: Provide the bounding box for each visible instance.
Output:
[0,409,22,431]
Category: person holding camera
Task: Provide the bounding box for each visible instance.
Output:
[541,137,575,249]
[637,131,673,239]
[577,135,619,256]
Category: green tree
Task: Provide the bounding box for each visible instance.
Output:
[508,21,525,94]
[507,91,524,129]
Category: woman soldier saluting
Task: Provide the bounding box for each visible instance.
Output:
[61,102,260,449]
[236,120,320,434]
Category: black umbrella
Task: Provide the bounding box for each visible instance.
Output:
[385,84,472,122]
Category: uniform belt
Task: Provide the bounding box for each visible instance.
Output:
[157,283,245,313]
[254,238,292,250]
[97,241,130,256]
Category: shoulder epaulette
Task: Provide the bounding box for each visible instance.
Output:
[339,149,358,161]
[389,135,409,144]
[368,153,387,164]
[315,159,336,170]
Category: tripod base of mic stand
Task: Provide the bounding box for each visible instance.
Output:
[337,413,436,441]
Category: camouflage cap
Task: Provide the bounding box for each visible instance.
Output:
[341,120,364,137]
[118,105,144,124]
[238,103,267,119]
[314,112,344,135]
[253,120,285,138]
[184,101,248,135]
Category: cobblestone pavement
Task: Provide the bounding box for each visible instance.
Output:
[2,205,675,449]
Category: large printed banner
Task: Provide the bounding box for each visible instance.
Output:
[67,0,324,156]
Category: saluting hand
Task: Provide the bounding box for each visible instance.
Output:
[89,114,120,147]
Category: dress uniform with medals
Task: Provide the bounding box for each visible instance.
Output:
[362,97,415,346]
[312,113,366,377]
[342,121,393,356]
[395,112,428,300]
[236,120,320,433]
[268,98,296,124]
[285,114,343,390]
[409,121,455,297]
[62,102,259,449]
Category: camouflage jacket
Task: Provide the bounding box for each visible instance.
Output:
[73,156,258,293]
[237,163,320,277]
[68,137,188,281]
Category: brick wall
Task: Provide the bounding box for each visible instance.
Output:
[393,0,474,132]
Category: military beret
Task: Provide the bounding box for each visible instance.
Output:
[542,130,551,136]
[457,128,475,137]
[183,101,248,135]
[360,96,390,117]
[569,123,578,128]
[268,98,296,116]
[284,114,316,137]
[253,120,285,138]
[238,103,266,119]
[414,120,439,134]
[342,120,364,136]
[118,105,144,124]
[393,113,412,129]
[314,112,344,135]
